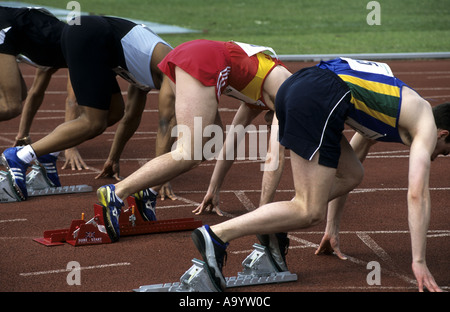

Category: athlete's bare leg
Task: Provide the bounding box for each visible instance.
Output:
[112,67,219,200]
[211,150,336,242]
[30,92,124,156]
[0,54,26,121]
[211,136,364,243]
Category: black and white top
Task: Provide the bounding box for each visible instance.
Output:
[0,6,171,109]
[0,6,66,67]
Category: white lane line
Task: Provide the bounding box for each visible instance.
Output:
[356,232,396,267]
[20,262,131,277]
[175,195,236,218]
[395,71,450,75]
[334,285,450,290]
[0,218,27,223]
[173,187,450,194]
[368,150,409,155]
[356,232,418,285]
[234,191,256,211]
[290,230,450,235]
[176,196,200,207]
[288,235,418,286]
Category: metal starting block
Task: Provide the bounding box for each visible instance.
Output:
[33,196,203,246]
[33,206,111,246]
[0,171,22,202]
[134,244,298,292]
[0,165,92,203]
[26,164,59,190]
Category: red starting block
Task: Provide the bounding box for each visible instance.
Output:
[33,196,202,247]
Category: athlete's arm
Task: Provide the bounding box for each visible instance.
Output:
[96,84,147,180]
[259,112,285,206]
[407,126,441,292]
[316,132,375,259]
[15,67,57,144]
[193,102,261,215]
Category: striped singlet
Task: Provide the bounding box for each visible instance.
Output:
[318,57,409,143]
[224,41,284,110]
[158,40,285,108]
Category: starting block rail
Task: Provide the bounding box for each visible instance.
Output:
[33,196,202,247]
[134,244,298,292]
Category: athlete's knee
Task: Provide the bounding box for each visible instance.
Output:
[170,145,202,166]
[89,120,108,136]
[348,162,364,189]
[77,115,108,139]
[107,93,125,126]
[291,197,327,226]
[306,208,327,226]
[0,100,22,121]
[299,208,326,227]
[336,159,364,191]
[107,109,124,127]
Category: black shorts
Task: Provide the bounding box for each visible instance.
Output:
[61,16,134,110]
[275,66,351,168]
[0,7,66,67]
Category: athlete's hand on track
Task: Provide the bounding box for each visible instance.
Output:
[95,159,121,180]
[315,233,347,260]
[62,147,89,171]
[159,182,177,201]
[412,261,443,292]
[193,191,223,216]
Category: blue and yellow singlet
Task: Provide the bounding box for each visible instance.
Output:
[318,57,410,143]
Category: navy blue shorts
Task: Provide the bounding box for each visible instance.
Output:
[275,66,351,168]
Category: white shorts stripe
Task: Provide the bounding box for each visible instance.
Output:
[309,90,351,161]
[216,66,231,99]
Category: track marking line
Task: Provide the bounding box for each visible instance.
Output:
[0,236,33,240]
[176,195,236,218]
[368,150,409,155]
[334,285,450,290]
[395,71,450,75]
[356,232,397,268]
[287,235,418,286]
[229,231,448,285]
[234,190,256,211]
[20,262,131,277]
[290,230,450,235]
[175,196,200,206]
[173,187,450,194]
[0,218,27,223]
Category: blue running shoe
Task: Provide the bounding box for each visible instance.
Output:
[0,147,29,200]
[191,225,228,291]
[97,184,123,242]
[133,188,157,221]
[37,154,61,187]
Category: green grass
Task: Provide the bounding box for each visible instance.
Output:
[14,0,450,54]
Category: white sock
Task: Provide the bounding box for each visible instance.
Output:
[149,188,158,195]
[17,145,37,164]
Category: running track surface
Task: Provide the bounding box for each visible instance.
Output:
[0,60,449,293]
